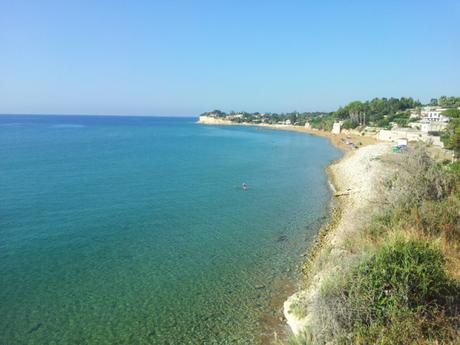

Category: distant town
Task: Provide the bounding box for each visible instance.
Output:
[199,96,460,155]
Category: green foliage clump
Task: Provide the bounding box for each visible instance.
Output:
[353,241,456,314]
[414,197,460,241]
[200,109,226,117]
[441,108,460,157]
[438,96,460,108]
[341,119,358,129]
[366,146,460,245]
[309,115,335,131]
[369,195,460,245]
[448,161,460,175]
[321,240,460,344]
[335,97,420,126]
[376,117,391,129]
[383,145,457,208]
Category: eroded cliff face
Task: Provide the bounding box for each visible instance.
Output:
[197,116,233,125]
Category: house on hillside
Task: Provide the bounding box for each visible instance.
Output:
[226,114,243,120]
[420,119,448,133]
[377,128,444,147]
[420,106,449,123]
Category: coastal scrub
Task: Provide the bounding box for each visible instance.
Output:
[284,144,460,344]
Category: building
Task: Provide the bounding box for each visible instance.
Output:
[331,122,342,134]
[420,119,448,133]
[226,114,243,120]
[377,128,444,147]
[420,106,449,123]
[426,109,449,122]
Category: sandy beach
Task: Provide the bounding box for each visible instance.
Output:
[197,116,378,151]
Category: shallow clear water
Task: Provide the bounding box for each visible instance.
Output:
[0,116,341,344]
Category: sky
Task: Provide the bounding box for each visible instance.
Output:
[1,0,459,116]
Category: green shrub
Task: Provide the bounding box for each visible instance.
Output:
[415,197,460,241]
[368,195,460,242]
[318,240,460,344]
[376,118,390,128]
[383,145,457,208]
[353,241,456,313]
[448,160,460,177]
[342,119,359,129]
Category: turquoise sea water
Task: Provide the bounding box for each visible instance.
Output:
[0,116,341,345]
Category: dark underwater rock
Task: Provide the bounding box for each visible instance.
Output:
[276,235,288,242]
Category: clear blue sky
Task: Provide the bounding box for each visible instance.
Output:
[1,0,459,115]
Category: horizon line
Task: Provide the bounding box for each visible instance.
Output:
[0,113,198,118]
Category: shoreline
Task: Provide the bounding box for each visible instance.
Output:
[283,142,392,337]
[196,116,379,152]
[197,117,389,341]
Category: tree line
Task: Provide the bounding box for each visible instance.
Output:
[200,96,460,152]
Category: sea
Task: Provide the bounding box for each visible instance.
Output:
[0,115,342,344]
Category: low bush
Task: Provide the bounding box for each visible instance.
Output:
[318,240,460,344]
[367,146,460,243]
[382,146,457,208]
[341,119,359,129]
[366,195,460,244]
[415,197,460,241]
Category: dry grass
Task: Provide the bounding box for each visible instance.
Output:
[285,144,460,345]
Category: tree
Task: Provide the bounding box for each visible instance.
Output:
[336,97,420,126]
[439,96,460,108]
[342,119,359,129]
[441,108,460,156]
[289,113,298,125]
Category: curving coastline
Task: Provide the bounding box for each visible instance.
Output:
[283,142,392,336]
[197,115,391,340]
[197,116,378,152]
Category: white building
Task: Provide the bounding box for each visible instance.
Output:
[331,122,342,134]
[376,128,444,147]
[377,128,444,148]
[420,106,449,123]
[420,119,448,133]
[227,114,243,120]
[426,109,449,122]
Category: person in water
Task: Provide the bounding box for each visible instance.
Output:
[242,183,248,191]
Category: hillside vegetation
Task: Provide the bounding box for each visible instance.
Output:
[283,145,460,345]
[201,96,460,130]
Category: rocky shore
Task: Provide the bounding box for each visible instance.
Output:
[283,142,392,336]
